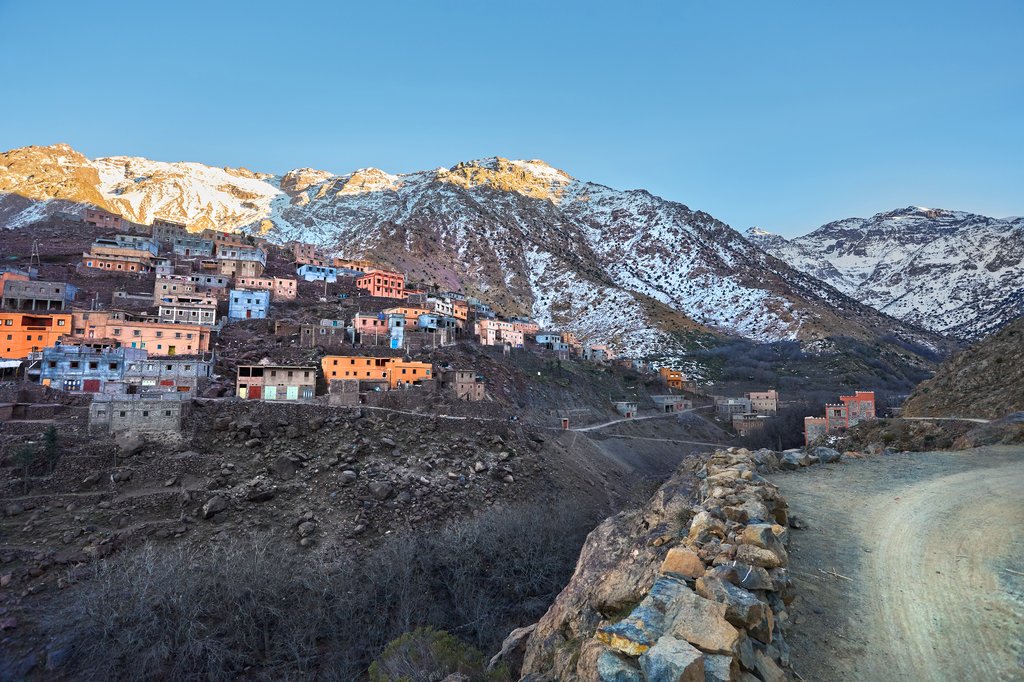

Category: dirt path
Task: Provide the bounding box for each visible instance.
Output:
[774,446,1024,682]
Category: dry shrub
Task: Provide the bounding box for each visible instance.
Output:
[44,501,599,680]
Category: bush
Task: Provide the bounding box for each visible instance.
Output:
[43,501,599,680]
[368,627,507,682]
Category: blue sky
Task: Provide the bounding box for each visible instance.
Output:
[1,1,1021,236]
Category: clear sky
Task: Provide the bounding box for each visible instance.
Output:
[1,1,1021,236]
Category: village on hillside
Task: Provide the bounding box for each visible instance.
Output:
[0,208,876,444]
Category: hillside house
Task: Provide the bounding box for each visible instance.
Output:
[474,319,525,348]
[320,355,433,388]
[659,367,686,390]
[70,310,211,356]
[216,245,267,265]
[151,218,189,243]
[188,273,231,290]
[437,368,485,401]
[652,395,691,413]
[583,344,612,363]
[803,416,827,445]
[91,235,159,259]
[333,257,375,272]
[746,389,779,415]
[89,393,189,435]
[300,319,348,349]
[383,305,432,326]
[236,363,316,401]
[803,390,877,445]
[228,289,271,321]
[157,296,218,327]
[613,401,639,418]
[733,412,769,435]
[1,313,72,358]
[716,397,752,418]
[297,264,338,283]
[153,259,175,276]
[291,242,323,265]
[122,355,212,394]
[217,258,264,278]
[153,276,198,302]
[1,280,77,311]
[234,276,298,301]
[36,345,146,392]
[417,313,459,333]
[355,269,405,299]
[85,208,127,231]
[200,229,250,250]
[841,391,877,424]
[511,319,540,335]
[0,269,32,298]
[171,236,216,258]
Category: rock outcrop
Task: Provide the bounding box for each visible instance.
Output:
[502,448,803,681]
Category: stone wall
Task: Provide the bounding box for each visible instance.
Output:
[499,445,846,681]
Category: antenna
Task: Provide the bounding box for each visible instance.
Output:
[30,239,41,270]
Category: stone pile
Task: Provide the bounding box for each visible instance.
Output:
[509,446,846,681]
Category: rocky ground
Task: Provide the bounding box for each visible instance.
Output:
[0,398,727,677]
[775,446,1024,682]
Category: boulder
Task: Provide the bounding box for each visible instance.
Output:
[687,511,726,544]
[812,446,842,463]
[271,456,298,480]
[705,562,773,591]
[368,481,393,501]
[297,521,317,538]
[638,636,704,682]
[663,582,740,654]
[739,524,788,566]
[779,450,809,470]
[597,576,690,656]
[201,495,227,519]
[735,544,784,569]
[660,547,705,579]
[694,576,767,629]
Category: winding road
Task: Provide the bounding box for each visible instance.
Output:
[774,446,1024,682]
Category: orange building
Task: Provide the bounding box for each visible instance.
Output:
[659,367,686,390]
[383,305,432,325]
[320,355,433,388]
[0,270,31,297]
[355,269,405,299]
[70,311,211,356]
[1,312,72,358]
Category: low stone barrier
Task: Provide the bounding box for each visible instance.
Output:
[503,445,846,681]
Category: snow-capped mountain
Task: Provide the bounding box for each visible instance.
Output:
[746,207,1024,340]
[0,144,950,363]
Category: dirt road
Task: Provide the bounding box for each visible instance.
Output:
[774,446,1024,682]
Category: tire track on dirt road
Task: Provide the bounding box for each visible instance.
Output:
[774,446,1024,682]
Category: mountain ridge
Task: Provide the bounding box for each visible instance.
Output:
[0,144,953,367]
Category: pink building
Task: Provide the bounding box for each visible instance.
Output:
[85,208,127,231]
[474,319,525,348]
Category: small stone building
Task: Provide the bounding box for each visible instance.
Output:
[89,393,189,434]
[236,362,316,401]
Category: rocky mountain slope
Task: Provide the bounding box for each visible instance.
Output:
[1,144,951,365]
[901,315,1024,420]
[746,207,1024,340]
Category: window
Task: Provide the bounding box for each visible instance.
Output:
[164,410,172,417]
[57,319,65,326]
[88,361,99,370]
[119,411,126,417]
[142,411,149,417]
[133,330,141,337]
[70,361,80,369]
